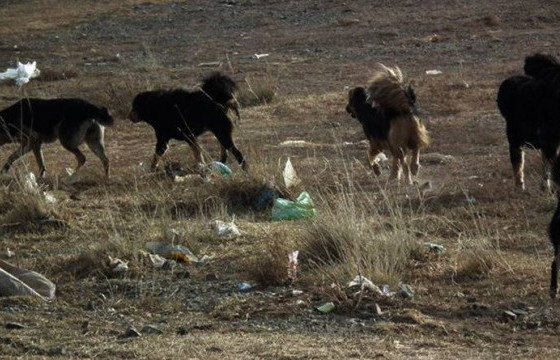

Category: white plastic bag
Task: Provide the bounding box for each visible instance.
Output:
[0,259,55,301]
[0,61,40,86]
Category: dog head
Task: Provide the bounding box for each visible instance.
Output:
[96,106,115,126]
[346,87,367,119]
[201,72,240,121]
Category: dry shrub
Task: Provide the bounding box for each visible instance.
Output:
[238,74,278,107]
[244,237,291,286]
[298,189,417,287]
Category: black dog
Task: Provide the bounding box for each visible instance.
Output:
[0,98,114,178]
[497,53,560,191]
[128,73,246,172]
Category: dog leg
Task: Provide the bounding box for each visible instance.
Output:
[86,139,110,177]
[151,137,169,172]
[214,131,247,170]
[67,148,86,172]
[30,141,46,178]
[187,139,204,173]
[551,246,560,299]
[542,151,552,192]
[220,145,228,164]
[389,153,402,181]
[410,148,421,177]
[509,146,524,190]
[367,141,382,176]
[2,142,32,174]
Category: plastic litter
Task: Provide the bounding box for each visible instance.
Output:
[146,242,198,263]
[425,69,443,75]
[347,275,383,295]
[237,282,253,292]
[283,158,300,188]
[253,186,276,210]
[288,250,299,281]
[0,259,55,301]
[210,161,232,177]
[198,61,222,67]
[0,61,40,86]
[212,220,241,237]
[6,248,14,258]
[254,53,270,59]
[43,191,57,204]
[423,242,445,254]
[316,302,336,313]
[108,256,129,274]
[23,172,39,193]
[271,192,317,220]
[375,153,388,163]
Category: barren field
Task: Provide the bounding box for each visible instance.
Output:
[1,0,560,359]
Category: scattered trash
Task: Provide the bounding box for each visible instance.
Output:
[212,220,241,237]
[316,302,336,314]
[198,61,222,67]
[296,299,306,306]
[5,248,14,258]
[279,140,318,147]
[347,275,383,295]
[287,250,299,281]
[108,256,129,274]
[43,191,57,204]
[210,161,232,177]
[142,253,167,268]
[0,61,40,86]
[253,186,276,210]
[272,192,317,220]
[141,324,163,335]
[23,172,39,193]
[5,322,25,329]
[291,289,303,297]
[398,284,415,299]
[0,259,56,301]
[283,158,301,188]
[421,153,454,164]
[425,69,443,75]
[375,153,388,163]
[381,284,395,297]
[423,242,446,254]
[503,310,518,322]
[145,242,199,263]
[237,282,253,292]
[121,326,142,338]
[253,53,270,59]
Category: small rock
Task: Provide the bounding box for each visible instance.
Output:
[121,326,141,338]
[177,327,189,335]
[503,310,518,321]
[5,322,25,329]
[141,324,163,335]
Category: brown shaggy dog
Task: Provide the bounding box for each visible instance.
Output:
[346,65,430,183]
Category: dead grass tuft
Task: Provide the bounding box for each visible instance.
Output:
[244,237,291,286]
[36,68,78,82]
[238,75,277,107]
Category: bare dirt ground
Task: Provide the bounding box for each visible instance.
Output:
[2,0,560,358]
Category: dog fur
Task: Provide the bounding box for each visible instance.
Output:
[128,75,246,172]
[548,155,560,298]
[497,53,560,191]
[346,65,429,183]
[200,72,240,122]
[0,98,113,178]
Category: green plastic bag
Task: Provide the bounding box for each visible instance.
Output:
[271,192,317,220]
[211,161,232,177]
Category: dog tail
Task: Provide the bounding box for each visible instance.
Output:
[409,115,430,149]
[366,64,411,114]
[524,53,560,79]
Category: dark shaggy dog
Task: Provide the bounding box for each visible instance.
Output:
[497,53,560,191]
[128,73,246,172]
[0,98,114,178]
[345,65,430,184]
[548,155,560,298]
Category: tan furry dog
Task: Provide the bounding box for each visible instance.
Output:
[346,64,430,183]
